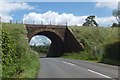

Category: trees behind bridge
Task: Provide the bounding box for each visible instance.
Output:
[82,15,98,27]
[30,45,50,55]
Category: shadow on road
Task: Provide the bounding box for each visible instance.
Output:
[39,56,60,58]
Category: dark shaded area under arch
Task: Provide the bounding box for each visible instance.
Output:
[35,31,64,57]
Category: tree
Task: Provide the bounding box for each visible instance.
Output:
[112,9,120,25]
[111,23,119,27]
[83,15,98,27]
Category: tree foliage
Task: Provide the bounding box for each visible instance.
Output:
[112,9,120,24]
[111,23,120,27]
[83,15,98,27]
[2,28,18,77]
[30,45,49,54]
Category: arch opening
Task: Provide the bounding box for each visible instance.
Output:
[29,31,64,57]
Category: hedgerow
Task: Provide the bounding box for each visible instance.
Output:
[2,23,39,78]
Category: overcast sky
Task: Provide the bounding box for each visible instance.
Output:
[1,0,119,46]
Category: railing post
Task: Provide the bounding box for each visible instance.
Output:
[16,20,17,24]
[41,21,43,25]
[21,20,23,24]
[33,21,34,25]
[50,21,51,25]
[118,1,120,24]
[10,20,12,24]
[0,17,1,24]
[66,22,67,27]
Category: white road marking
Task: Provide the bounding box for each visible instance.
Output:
[62,61,115,80]
[88,69,116,80]
[62,61,76,66]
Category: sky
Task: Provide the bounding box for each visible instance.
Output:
[0,0,119,45]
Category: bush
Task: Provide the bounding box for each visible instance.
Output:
[2,28,18,77]
[2,23,39,78]
[101,42,120,66]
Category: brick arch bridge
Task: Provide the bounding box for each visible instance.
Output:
[25,24,84,57]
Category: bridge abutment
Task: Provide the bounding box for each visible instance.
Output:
[63,27,84,53]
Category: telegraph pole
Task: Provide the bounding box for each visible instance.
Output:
[0,16,1,24]
[118,1,120,10]
[66,22,67,27]
[118,1,120,24]
[0,16,1,29]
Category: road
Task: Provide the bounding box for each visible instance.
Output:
[37,58,119,80]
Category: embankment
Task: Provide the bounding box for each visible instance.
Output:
[63,26,119,66]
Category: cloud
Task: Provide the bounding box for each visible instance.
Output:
[94,0,119,9]
[1,0,119,2]
[95,2,118,9]
[96,16,117,26]
[92,0,119,2]
[0,2,34,22]
[23,11,87,26]
[29,35,51,46]
[23,11,117,26]
[118,1,120,10]
[2,0,119,10]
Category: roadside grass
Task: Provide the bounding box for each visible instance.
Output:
[63,26,119,66]
[2,23,40,78]
[63,52,100,62]
[15,50,40,78]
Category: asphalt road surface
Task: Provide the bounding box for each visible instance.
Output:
[37,58,119,80]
